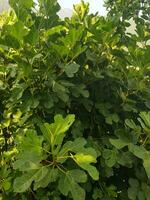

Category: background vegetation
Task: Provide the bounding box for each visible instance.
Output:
[0,0,150,199]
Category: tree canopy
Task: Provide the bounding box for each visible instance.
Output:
[0,0,150,199]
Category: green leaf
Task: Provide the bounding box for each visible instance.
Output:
[138,191,145,200]
[45,25,67,37]
[10,84,26,102]
[110,138,128,149]
[143,159,150,179]
[73,153,99,180]
[40,114,75,148]
[106,114,119,124]
[103,148,118,168]
[14,130,43,171]
[39,0,60,21]
[34,167,59,190]
[9,0,34,22]
[129,144,150,178]
[125,119,140,131]
[53,82,69,102]
[18,0,33,8]
[57,137,99,180]
[58,170,86,200]
[128,144,149,160]
[60,27,84,49]
[128,178,139,200]
[2,179,11,191]
[139,112,150,129]
[24,26,39,45]
[10,0,33,9]
[40,123,53,146]
[129,178,139,188]
[40,114,75,157]
[51,114,75,136]
[141,183,150,200]
[138,112,150,133]
[117,151,133,166]
[71,120,84,138]
[44,98,54,109]
[13,166,48,193]
[57,137,87,158]
[13,173,33,193]
[67,169,87,183]
[128,187,138,200]
[64,63,80,78]
[92,187,103,199]
[71,84,89,98]
[5,21,28,43]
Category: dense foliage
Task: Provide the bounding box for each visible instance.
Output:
[0,0,150,199]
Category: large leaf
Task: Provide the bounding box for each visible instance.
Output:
[103,148,118,168]
[64,63,80,78]
[40,115,75,150]
[110,138,128,149]
[57,137,87,158]
[128,178,139,200]
[129,144,150,178]
[73,153,99,180]
[13,173,34,193]
[13,130,43,171]
[58,138,99,180]
[125,119,141,131]
[5,21,28,43]
[13,166,48,193]
[34,167,59,190]
[128,144,149,160]
[52,82,69,102]
[58,169,87,200]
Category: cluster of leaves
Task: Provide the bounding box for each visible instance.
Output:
[0,0,150,199]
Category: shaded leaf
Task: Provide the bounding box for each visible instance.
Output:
[34,167,59,190]
[14,166,48,193]
[110,138,128,149]
[64,63,80,78]
[58,170,86,200]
